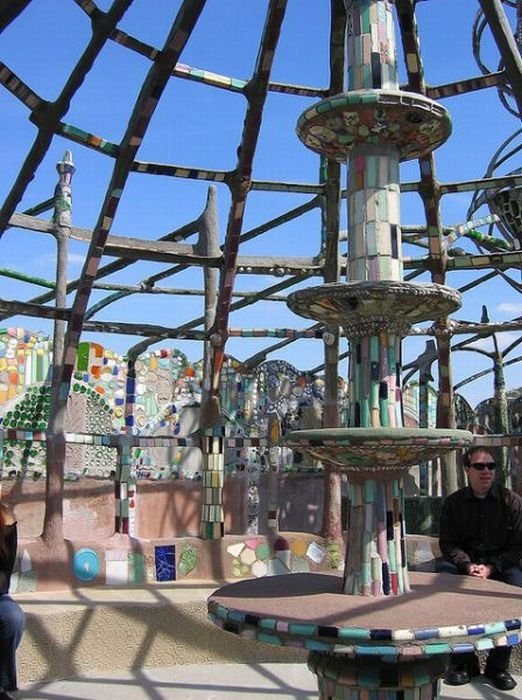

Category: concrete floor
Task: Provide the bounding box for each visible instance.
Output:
[16,663,521,699]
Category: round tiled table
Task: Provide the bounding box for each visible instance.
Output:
[208,571,522,699]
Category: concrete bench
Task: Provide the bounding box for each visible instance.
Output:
[15,584,307,688]
[15,537,522,688]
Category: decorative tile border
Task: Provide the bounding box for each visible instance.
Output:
[208,599,522,658]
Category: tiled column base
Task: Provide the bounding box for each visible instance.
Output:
[344,475,409,596]
[308,651,447,699]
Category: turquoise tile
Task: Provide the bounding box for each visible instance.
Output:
[338,627,370,640]
[259,618,277,631]
[289,622,317,636]
[257,632,282,646]
[424,643,451,654]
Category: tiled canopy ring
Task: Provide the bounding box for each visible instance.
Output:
[287,281,462,337]
[296,90,452,163]
[284,427,474,472]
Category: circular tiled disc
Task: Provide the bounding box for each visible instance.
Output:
[296,89,452,162]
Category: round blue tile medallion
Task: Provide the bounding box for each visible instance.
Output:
[73,547,100,582]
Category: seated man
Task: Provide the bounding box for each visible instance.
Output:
[438,445,522,692]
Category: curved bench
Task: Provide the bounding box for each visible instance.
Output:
[14,584,306,688]
[14,536,522,687]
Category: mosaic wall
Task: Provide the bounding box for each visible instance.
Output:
[4,326,516,485]
[9,533,344,590]
[402,382,437,429]
[226,535,342,578]
[0,328,348,482]
[475,396,522,434]
[11,541,193,590]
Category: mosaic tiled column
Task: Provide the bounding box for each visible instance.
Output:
[344,474,407,596]
[297,0,453,593]
[286,0,464,697]
[267,411,281,533]
[308,652,445,700]
[209,4,487,700]
[200,426,227,539]
[293,0,453,599]
[114,359,137,535]
[115,435,133,535]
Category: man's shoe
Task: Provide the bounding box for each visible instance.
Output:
[444,664,471,686]
[484,669,517,691]
[444,656,480,686]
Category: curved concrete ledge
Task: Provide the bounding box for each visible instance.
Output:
[15,584,307,687]
[15,579,522,688]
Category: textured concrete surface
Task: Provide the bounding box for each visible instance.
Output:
[14,583,307,688]
[15,663,522,699]
[13,582,522,695]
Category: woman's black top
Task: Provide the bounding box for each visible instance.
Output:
[0,523,17,595]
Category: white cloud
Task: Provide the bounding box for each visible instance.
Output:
[67,253,85,267]
[465,331,522,353]
[34,252,85,270]
[497,301,522,316]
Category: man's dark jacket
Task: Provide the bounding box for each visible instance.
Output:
[439,483,522,573]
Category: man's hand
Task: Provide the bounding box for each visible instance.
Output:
[466,562,493,579]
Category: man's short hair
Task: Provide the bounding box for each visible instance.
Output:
[462,445,493,469]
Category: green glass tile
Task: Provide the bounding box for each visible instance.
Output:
[413,667,430,686]
[475,638,494,650]
[317,100,333,114]
[483,622,506,634]
[255,542,271,560]
[424,642,451,654]
[216,605,228,619]
[356,645,398,656]
[363,479,375,503]
[338,627,370,640]
[361,6,370,33]
[289,622,317,636]
[259,618,277,631]
[227,610,245,623]
[331,96,349,109]
[257,632,282,646]
[128,553,145,583]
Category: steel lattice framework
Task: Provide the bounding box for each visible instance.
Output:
[1,0,522,434]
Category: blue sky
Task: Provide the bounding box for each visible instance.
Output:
[1,0,522,410]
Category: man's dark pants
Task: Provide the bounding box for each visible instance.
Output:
[437,561,522,673]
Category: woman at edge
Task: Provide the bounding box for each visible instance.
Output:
[0,499,25,700]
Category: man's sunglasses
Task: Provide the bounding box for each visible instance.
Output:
[469,462,496,471]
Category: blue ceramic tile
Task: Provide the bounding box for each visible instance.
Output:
[155,544,176,581]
